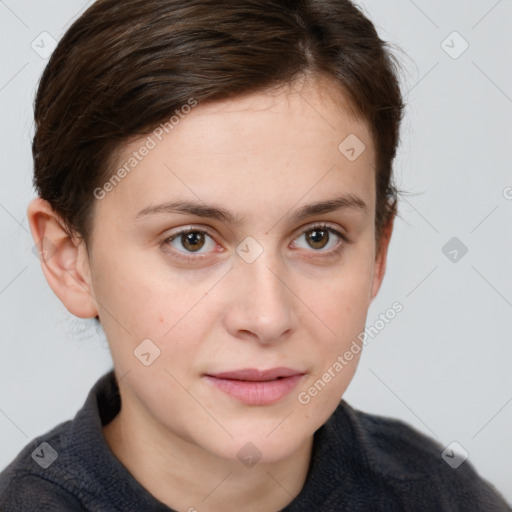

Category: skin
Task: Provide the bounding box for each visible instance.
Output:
[27,74,394,512]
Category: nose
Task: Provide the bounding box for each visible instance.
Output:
[223,245,298,345]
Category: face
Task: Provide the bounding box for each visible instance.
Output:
[75,76,389,463]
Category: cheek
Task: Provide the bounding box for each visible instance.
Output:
[293,251,373,408]
[91,253,219,376]
[91,248,191,331]
[302,259,374,340]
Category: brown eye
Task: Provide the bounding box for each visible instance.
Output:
[292,224,347,256]
[305,228,330,250]
[181,231,206,252]
[164,229,217,258]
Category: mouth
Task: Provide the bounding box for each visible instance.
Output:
[203,367,305,406]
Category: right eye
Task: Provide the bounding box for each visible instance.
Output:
[162,227,220,261]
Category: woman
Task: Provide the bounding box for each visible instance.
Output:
[0,0,509,510]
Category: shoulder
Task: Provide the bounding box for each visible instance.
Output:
[338,401,511,509]
[344,403,446,476]
[0,420,86,512]
[0,473,86,512]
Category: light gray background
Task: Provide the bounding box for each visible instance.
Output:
[1,0,511,503]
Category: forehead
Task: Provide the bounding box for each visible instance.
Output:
[95,75,375,225]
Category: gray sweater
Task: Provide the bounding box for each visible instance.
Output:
[0,370,510,511]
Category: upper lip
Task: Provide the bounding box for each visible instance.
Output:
[205,367,304,382]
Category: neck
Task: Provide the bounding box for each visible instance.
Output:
[102,394,314,512]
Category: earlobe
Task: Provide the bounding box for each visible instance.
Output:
[27,197,99,319]
[368,214,395,304]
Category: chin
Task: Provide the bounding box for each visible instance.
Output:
[207,424,311,466]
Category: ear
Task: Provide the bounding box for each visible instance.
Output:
[368,213,395,304]
[27,197,98,318]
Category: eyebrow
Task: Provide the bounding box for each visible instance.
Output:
[134,193,368,225]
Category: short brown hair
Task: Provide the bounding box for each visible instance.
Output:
[32,0,406,250]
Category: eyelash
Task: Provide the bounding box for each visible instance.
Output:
[162,223,350,263]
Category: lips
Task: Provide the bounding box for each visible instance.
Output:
[208,367,302,382]
[204,367,305,405]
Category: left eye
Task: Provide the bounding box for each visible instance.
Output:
[292,225,344,252]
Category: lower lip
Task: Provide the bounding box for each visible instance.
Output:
[204,374,304,405]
